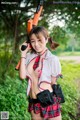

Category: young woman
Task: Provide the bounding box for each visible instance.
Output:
[19,26,63,120]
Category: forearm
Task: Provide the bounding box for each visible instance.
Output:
[51,76,57,85]
[19,54,27,79]
[19,42,31,79]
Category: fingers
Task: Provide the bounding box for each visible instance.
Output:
[19,42,31,53]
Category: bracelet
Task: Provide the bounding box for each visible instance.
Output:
[21,57,26,59]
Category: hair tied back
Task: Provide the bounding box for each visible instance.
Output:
[48,37,59,50]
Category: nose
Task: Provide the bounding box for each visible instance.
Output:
[35,41,39,47]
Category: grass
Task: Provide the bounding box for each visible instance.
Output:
[59,61,80,120]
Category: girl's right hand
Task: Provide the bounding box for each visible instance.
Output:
[19,41,31,55]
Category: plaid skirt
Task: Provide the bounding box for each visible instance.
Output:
[28,96,61,119]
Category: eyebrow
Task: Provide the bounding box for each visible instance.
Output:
[30,37,40,41]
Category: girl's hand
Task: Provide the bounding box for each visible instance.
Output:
[19,41,31,56]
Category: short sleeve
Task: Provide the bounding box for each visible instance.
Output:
[51,56,62,78]
[25,52,37,66]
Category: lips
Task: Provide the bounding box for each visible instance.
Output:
[35,47,41,50]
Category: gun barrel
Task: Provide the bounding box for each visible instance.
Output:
[33,6,43,26]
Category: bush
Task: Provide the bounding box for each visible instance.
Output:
[58,61,80,120]
[0,74,31,120]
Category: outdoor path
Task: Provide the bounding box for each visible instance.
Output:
[59,56,80,63]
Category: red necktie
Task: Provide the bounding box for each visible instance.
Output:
[33,49,47,70]
[33,55,40,70]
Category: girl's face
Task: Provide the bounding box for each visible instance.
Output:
[30,32,48,53]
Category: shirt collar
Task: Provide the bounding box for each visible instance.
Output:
[44,49,53,59]
[31,49,53,59]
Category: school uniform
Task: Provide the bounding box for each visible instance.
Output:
[25,49,62,119]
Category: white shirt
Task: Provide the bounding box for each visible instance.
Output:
[25,49,61,95]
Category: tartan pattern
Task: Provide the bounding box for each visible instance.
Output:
[28,97,61,119]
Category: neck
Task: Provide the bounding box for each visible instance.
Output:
[37,47,48,56]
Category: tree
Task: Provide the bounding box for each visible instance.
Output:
[50,26,69,45]
[0,0,80,52]
[0,0,80,81]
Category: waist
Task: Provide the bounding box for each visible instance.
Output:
[27,79,52,96]
[38,81,53,92]
[28,92,53,104]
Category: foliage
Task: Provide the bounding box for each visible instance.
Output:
[0,60,80,120]
[0,51,20,83]
[0,75,31,120]
[50,26,69,45]
[58,61,80,120]
[0,0,80,53]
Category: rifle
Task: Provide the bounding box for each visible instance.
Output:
[15,0,44,70]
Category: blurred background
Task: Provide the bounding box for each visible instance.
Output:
[0,0,80,120]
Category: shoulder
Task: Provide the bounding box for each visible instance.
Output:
[52,55,60,62]
[26,52,37,58]
[26,52,37,64]
[46,50,59,62]
[50,56,60,67]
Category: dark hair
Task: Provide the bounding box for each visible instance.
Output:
[28,26,59,50]
[48,37,59,50]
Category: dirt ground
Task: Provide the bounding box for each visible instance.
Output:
[59,56,80,64]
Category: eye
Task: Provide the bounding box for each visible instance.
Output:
[31,40,35,43]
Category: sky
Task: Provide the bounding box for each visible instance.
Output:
[49,18,65,28]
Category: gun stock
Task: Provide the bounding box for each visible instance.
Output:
[15,60,21,70]
[33,6,43,26]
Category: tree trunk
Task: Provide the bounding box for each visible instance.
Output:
[14,13,19,53]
